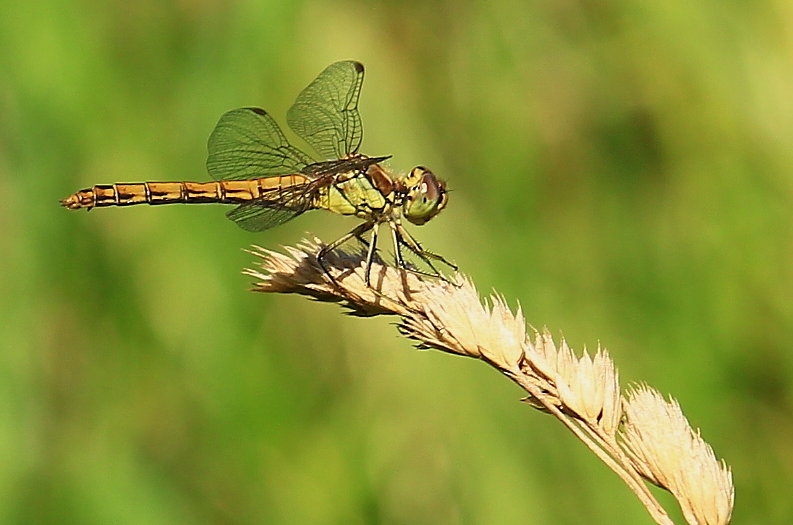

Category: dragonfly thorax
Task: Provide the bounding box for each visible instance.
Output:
[400,167,448,226]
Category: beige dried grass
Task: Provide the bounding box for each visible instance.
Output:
[245,239,734,525]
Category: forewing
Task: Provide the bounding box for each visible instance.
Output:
[207,107,314,181]
[287,61,364,160]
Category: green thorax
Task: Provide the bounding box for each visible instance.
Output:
[315,170,393,218]
[314,164,448,227]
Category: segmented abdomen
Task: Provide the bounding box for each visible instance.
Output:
[60,175,311,210]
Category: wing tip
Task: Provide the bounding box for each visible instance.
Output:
[332,60,364,73]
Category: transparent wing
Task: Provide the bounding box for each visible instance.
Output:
[207,107,315,181]
[225,203,305,232]
[287,61,364,160]
[224,178,326,232]
[227,154,391,231]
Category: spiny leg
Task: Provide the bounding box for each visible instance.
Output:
[390,223,408,271]
[389,222,440,278]
[397,223,458,271]
[318,221,375,286]
[390,222,457,281]
[363,222,381,286]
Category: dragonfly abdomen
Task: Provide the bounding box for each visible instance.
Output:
[61,175,311,210]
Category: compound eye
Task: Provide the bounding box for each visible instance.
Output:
[403,170,446,225]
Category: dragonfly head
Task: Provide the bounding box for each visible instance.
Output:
[402,167,448,225]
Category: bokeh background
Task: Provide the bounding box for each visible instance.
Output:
[2,0,792,523]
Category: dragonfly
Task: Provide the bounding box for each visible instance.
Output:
[61,60,456,286]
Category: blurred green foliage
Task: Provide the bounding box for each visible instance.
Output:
[2,0,792,523]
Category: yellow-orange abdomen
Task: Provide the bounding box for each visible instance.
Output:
[60,175,312,210]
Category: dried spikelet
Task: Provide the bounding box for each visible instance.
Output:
[398,273,492,358]
[245,240,419,316]
[521,329,621,434]
[247,239,526,371]
[621,386,734,525]
[246,240,734,525]
[401,284,526,371]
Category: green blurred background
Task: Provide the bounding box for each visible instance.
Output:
[2,0,792,523]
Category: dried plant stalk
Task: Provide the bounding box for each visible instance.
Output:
[245,239,734,525]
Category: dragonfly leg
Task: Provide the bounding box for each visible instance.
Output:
[390,222,407,270]
[363,222,380,286]
[389,223,437,277]
[390,222,458,281]
[318,221,375,285]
